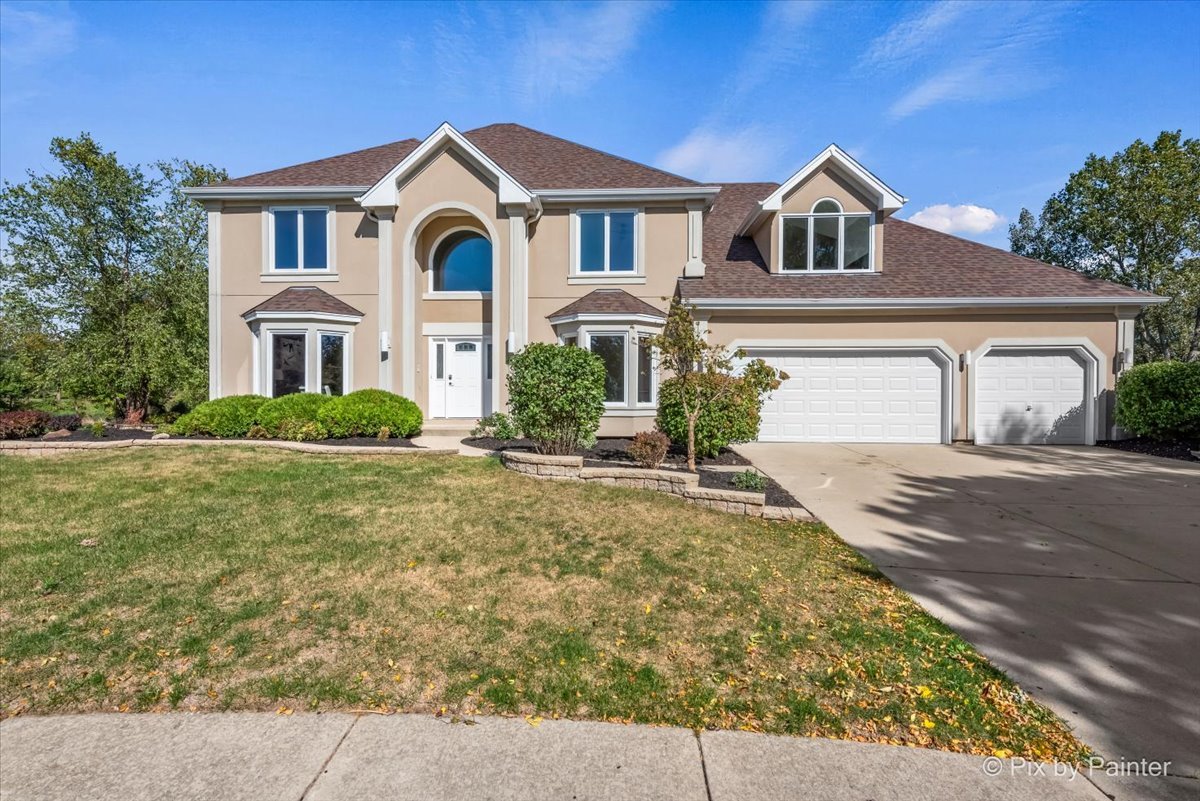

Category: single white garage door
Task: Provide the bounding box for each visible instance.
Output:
[975,349,1088,444]
[746,350,944,443]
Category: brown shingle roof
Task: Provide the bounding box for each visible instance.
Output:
[548,289,666,321]
[243,286,364,318]
[214,124,696,190]
[680,183,1154,302]
[217,139,421,188]
[464,124,697,189]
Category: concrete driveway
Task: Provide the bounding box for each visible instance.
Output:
[737,443,1200,800]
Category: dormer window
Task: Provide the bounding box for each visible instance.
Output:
[781,198,873,272]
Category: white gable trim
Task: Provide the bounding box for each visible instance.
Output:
[736,144,907,236]
[356,122,533,208]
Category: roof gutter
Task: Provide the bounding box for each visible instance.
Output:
[183,186,369,201]
[686,296,1167,310]
[534,187,721,205]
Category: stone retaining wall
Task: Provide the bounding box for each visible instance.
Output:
[0,439,458,458]
[500,451,815,521]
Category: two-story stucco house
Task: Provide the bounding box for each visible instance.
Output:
[185,122,1161,445]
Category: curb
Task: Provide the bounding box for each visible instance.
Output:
[0,439,459,458]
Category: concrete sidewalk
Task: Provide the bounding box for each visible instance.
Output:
[0,712,1112,801]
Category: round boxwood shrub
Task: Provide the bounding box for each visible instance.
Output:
[316,389,422,438]
[255,392,332,437]
[507,343,606,455]
[1115,360,1200,441]
[172,395,268,438]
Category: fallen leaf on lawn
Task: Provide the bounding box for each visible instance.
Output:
[277,706,293,715]
[79,538,99,547]
[524,715,543,727]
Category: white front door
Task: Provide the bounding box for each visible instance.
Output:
[746,349,945,443]
[430,338,485,418]
[975,349,1088,444]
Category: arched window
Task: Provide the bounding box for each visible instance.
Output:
[432,230,492,292]
[781,198,873,272]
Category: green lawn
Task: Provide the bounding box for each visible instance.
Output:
[0,448,1085,762]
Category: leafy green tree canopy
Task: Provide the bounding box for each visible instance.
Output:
[0,134,225,420]
[1009,130,1200,362]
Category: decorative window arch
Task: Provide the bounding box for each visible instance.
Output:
[429,227,492,293]
[811,198,843,214]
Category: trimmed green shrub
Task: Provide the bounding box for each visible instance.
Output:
[172,395,268,438]
[507,343,606,455]
[256,392,332,437]
[277,419,328,442]
[628,430,669,469]
[1115,361,1200,441]
[471,412,520,440]
[0,410,51,439]
[657,374,761,458]
[316,389,422,438]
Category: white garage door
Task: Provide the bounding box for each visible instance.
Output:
[747,350,945,443]
[975,349,1088,444]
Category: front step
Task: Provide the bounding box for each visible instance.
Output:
[422,418,478,438]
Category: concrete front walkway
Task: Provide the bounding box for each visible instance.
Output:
[0,712,1111,801]
[737,442,1200,801]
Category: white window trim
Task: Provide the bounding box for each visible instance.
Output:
[253,322,353,397]
[425,224,494,299]
[779,197,875,273]
[556,321,661,410]
[570,208,645,278]
[265,206,335,276]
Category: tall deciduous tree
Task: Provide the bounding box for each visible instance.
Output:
[0,134,225,420]
[1009,131,1200,362]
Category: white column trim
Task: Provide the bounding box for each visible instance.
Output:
[684,200,706,277]
[506,205,529,350]
[206,203,222,399]
[374,209,395,390]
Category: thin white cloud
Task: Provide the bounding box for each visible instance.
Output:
[658,2,821,182]
[515,1,666,104]
[861,1,969,69]
[878,1,1069,121]
[907,203,1005,235]
[0,0,78,64]
[657,126,787,183]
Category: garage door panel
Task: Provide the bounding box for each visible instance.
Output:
[976,349,1088,445]
[746,349,944,443]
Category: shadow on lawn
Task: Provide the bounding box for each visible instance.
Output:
[844,446,1200,777]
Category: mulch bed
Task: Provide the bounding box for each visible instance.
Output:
[21,428,418,448]
[464,436,751,466]
[697,469,801,508]
[1098,437,1199,463]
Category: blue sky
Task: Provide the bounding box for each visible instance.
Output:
[1,0,1197,248]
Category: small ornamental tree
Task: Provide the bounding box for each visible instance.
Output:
[507,343,606,455]
[649,299,784,471]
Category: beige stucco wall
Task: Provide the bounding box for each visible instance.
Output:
[526,203,685,342]
[705,309,1122,439]
[217,202,381,395]
[752,166,887,273]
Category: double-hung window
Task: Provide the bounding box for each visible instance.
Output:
[780,199,872,272]
[271,207,331,272]
[576,210,638,274]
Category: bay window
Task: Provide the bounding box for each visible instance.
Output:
[259,326,351,397]
[578,329,657,408]
[780,199,873,272]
